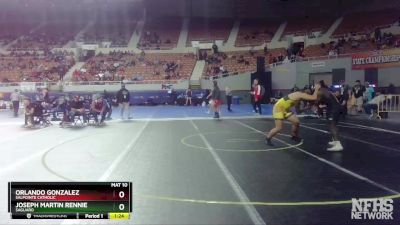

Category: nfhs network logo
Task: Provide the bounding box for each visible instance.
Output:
[351,198,393,220]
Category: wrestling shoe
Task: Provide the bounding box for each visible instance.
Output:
[291,136,303,143]
[327,142,343,151]
[265,137,274,146]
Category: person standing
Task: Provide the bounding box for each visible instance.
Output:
[318,81,343,151]
[116,84,131,120]
[10,89,21,117]
[207,80,222,119]
[339,84,350,118]
[265,84,321,146]
[250,79,262,115]
[103,90,113,120]
[352,80,365,113]
[225,86,232,112]
[185,88,192,106]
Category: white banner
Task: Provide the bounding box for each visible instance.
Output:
[311,61,326,68]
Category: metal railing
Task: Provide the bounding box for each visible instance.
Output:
[0,81,59,88]
[63,79,181,86]
[377,95,400,119]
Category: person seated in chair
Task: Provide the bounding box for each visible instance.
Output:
[24,98,35,128]
[52,96,67,121]
[90,95,107,125]
[364,91,386,119]
[40,88,51,109]
[69,95,87,124]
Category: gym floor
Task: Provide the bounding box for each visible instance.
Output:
[1,105,399,225]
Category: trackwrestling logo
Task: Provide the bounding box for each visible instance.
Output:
[351,198,393,220]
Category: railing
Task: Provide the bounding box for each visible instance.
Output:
[0,80,183,88]
[63,79,182,86]
[377,95,400,119]
[203,70,255,80]
[295,53,352,62]
[0,81,59,88]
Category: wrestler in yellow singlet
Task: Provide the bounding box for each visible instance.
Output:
[265,84,321,146]
[272,96,298,120]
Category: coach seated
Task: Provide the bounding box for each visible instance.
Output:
[69,95,87,124]
[90,95,108,125]
[52,96,68,120]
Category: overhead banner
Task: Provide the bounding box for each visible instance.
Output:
[352,49,400,70]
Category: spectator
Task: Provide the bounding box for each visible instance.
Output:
[364,82,375,102]
[68,95,87,124]
[10,89,21,117]
[291,85,300,93]
[364,91,386,119]
[388,83,396,94]
[352,80,366,113]
[334,89,347,119]
[212,43,218,54]
[116,84,131,119]
[185,88,192,106]
[340,83,350,118]
[351,39,359,48]
[374,27,382,42]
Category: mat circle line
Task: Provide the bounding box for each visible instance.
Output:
[41,132,115,181]
[39,131,399,207]
[181,131,303,152]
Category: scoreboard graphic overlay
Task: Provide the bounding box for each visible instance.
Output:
[8,182,132,220]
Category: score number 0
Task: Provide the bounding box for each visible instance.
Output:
[113,182,128,211]
[118,191,125,211]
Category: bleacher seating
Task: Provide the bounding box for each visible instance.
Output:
[283,17,334,37]
[235,19,281,46]
[333,9,399,37]
[9,21,86,50]
[0,51,75,82]
[202,48,287,79]
[138,18,182,50]
[0,20,38,46]
[74,51,196,82]
[303,44,330,58]
[304,33,400,58]
[80,20,137,47]
[187,18,233,44]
